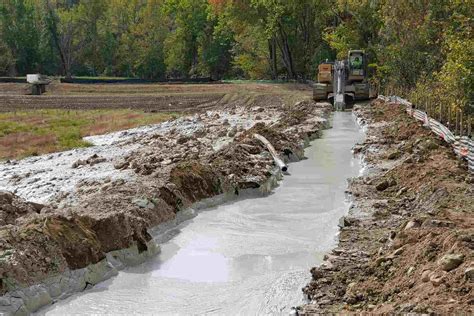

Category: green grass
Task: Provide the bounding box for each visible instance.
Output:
[0,109,179,160]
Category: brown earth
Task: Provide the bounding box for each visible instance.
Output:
[0,84,330,297]
[0,82,309,113]
[301,99,473,314]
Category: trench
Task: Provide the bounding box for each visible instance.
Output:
[38,111,364,315]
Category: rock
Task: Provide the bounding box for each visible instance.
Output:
[464,267,474,281]
[376,180,390,191]
[0,191,14,204]
[227,127,238,137]
[353,145,363,154]
[132,198,155,209]
[71,159,86,168]
[439,254,464,271]
[114,160,128,170]
[466,175,474,184]
[421,270,431,282]
[310,267,324,279]
[177,135,189,144]
[404,220,420,230]
[423,219,455,228]
[217,129,227,137]
[398,303,415,312]
[338,216,358,228]
[396,187,408,197]
[387,150,401,160]
[407,266,415,276]
[373,200,388,208]
[430,273,444,286]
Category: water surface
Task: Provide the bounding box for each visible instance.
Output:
[40,112,364,315]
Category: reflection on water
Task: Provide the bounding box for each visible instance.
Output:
[154,237,230,283]
[40,112,364,316]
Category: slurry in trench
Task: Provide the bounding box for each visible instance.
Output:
[39,111,364,315]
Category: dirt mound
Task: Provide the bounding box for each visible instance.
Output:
[169,161,222,204]
[0,91,330,299]
[0,191,44,226]
[301,100,473,314]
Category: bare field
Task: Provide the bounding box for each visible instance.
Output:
[0,82,311,160]
[0,82,311,112]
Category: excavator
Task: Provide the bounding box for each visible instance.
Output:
[313,50,371,110]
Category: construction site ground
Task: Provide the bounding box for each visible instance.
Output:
[0,82,472,314]
[0,82,330,314]
[302,99,473,314]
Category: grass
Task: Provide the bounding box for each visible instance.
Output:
[0,109,179,160]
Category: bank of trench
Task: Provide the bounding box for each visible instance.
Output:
[0,90,331,315]
[302,99,473,315]
[36,112,364,315]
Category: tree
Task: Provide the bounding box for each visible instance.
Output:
[0,0,41,75]
[163,0,209,78]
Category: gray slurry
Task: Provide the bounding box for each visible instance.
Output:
[38,112,364,315]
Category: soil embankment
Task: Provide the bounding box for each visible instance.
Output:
[0,85,330,314]
[302,99,473,314]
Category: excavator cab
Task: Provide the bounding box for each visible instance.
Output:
[347,50,365,82]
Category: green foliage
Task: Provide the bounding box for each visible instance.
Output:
[0,0,472,121]
[0,41,15,75]
[0,0,41,74]
[0,109,178,159]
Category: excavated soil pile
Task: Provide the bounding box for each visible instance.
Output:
[301,99,473,314]
[0,97,329,303]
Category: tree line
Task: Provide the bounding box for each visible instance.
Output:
[0,0,472,120]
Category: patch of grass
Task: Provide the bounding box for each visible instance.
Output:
[0,109,179,160]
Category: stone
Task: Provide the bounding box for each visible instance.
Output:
[464,267,474,281]
[404,220,420,230]
[376,180,390,191]
[71,159,86,168]
[387,150,401,160]
[177,136,189,144]
[430,274,444,286]
[421,270,431,282]
[396,187,408,197]
[227,127,238,137]
[439,254,464,271]
[132,198,155,209]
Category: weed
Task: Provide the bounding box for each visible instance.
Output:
[0,109,179,160]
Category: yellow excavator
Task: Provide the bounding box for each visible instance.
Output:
[313,50,371,110]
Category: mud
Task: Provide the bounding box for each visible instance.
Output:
[301,99,473,314]
[40,112,363,315]
[0,85,330,314]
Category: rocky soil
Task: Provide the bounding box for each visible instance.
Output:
[0,87,330,313]
[301,99,473,314]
